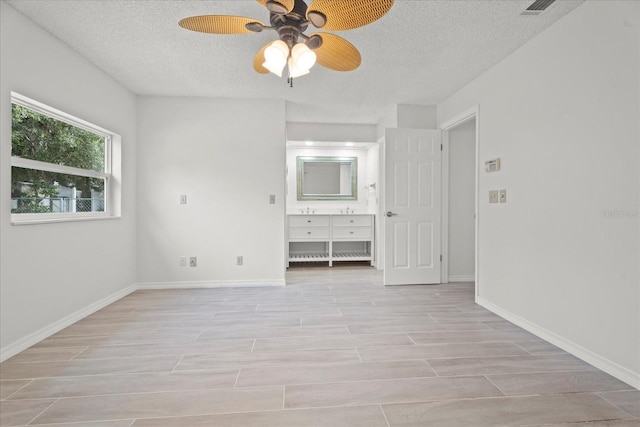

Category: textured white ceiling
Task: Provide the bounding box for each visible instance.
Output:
[6,0,584,124]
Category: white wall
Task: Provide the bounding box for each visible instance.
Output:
[286,147,371,214]
[287,122,377,143]
[448,119,475,281]
[0,3,137,359]
[438,0,639,387]
[376,106,398,140]
[377,104,437,139]
[366,144,382,268]
[137,97,286,287]
[397,105,437,130]
[366,145,380,215]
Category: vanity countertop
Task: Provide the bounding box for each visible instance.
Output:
[287,212,374,216]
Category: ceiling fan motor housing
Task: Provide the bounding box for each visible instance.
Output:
[270,0,310,47]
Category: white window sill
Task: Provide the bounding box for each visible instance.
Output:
[11,214,120,226]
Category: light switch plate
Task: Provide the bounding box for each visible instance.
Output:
[499,189,507,203]
[489,190,499,204]
[180,194,187,205]
[485,158,501,173]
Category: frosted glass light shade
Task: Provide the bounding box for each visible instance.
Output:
[263,40,289,77]
[291,43,317,70]
[288,57,311,78]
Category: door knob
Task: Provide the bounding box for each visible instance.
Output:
[385,211,398,217]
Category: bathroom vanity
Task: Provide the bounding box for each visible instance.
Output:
[287,214,374,267]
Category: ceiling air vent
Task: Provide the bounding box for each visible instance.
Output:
[521,0,556,16]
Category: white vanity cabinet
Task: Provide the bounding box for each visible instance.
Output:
[287,214,374,267]
[287,215,331,264]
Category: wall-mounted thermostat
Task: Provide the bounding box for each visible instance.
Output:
[485,158,501,173]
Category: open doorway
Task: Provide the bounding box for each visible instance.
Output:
[441,107,479,298]
[284,140,380,271]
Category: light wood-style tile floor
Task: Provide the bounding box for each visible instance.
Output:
[1,265,638,426]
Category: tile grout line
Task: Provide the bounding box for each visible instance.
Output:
[354,347,363,362]
[512,341,535,355]
[282,384,286,410]
[594,391,640,418]
[67,346,91,361]
[379,403,392,427]
[4,379,35,400]
[25,397,58,426]
[483,374,507,396]
[233,368,242,388]
[406,333,417,345]
[171,354,185,372]
[424,359,440,378]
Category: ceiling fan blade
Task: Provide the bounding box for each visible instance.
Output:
[306,0,394,31]
[256,0,295,14]
[311,33,361,72]
[253,43,271,74]
[178,15,265,34]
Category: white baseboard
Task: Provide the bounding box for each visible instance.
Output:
[0,284,137,363]
[477,296,640,390]
[137,279,286,290]
[448,275,475,282]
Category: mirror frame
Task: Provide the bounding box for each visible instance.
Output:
[296,156,358,201]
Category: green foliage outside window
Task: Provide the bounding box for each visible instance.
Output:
[11,104,106,213]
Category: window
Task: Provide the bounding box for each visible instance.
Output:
[10,93,116,223]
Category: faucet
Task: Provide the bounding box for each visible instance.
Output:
[306,206,310,214]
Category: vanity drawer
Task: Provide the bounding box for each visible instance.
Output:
[332,215,372,227]
[332,227,372,240]
[289,215,330,227]
[289,226,330,240]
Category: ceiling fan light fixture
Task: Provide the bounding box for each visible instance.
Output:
[288,57,311,79]
[263,40,289,77]
[291,42,317,70]
[179,0,393,84]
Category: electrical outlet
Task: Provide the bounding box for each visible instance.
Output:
[189,256,197,267]
[179,256,187,267]
[180,194,187,205]
[269,194,276,204]
[489,190,499,204]
[237,256,243,266]
[499,189,507,203]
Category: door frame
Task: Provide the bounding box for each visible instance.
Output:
[439,105,480,300]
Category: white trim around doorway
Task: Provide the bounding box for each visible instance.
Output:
[439,105,480,300]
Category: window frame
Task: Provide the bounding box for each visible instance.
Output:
[10,92,116,225]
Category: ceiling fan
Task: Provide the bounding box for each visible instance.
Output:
[179,0,394,86]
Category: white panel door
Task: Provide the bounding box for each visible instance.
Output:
[384,128,442,285]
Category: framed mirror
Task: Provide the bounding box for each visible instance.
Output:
[297,156,357,201]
